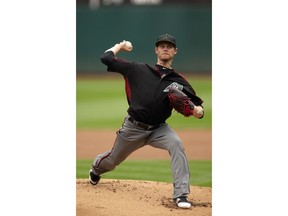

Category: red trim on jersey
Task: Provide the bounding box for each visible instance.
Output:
[124,77,131,103]
[114,56,128,63]
[153,66,161,76]
[178,73,189,82]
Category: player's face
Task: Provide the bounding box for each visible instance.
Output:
[155,42,178,61]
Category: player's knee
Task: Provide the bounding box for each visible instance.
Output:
[168,137,184,153]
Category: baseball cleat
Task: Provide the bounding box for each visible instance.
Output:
[174,196,192,208]
[89,169,101,185]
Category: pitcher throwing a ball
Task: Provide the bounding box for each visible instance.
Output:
[89,34,204,208]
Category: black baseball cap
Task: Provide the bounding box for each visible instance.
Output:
[155,34,176,47]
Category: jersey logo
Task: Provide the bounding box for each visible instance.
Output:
[163,82,183,92]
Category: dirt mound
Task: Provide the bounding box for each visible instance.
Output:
[76,179,212,216]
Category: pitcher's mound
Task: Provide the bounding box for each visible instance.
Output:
[77,179,212,216]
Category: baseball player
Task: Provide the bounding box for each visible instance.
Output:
[89,34,204,209]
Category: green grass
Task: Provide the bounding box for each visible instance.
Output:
[77,159,212,187]
[76,76,211,129]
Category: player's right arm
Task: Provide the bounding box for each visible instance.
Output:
[104,40,129,55]
[100,41,133,75]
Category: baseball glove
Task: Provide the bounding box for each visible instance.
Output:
[167,86,195,117]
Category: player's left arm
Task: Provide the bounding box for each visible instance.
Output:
[181,83,204,119]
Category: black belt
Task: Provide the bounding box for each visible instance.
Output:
[128,117,163,130]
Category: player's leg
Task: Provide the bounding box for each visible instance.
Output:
[91,134,144,174]
[147,124,191,207]
[90,116,147,180]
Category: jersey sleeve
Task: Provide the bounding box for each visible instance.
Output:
[178,76,204,106]
[183,85,204,106]
[100,51,132,76]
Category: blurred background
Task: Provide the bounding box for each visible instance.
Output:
[76,0,212,75]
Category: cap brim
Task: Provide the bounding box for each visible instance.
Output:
[155,40,176,47]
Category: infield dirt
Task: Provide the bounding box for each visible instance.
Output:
[76,129,212,216]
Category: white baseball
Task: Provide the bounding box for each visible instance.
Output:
[124,41,133,50]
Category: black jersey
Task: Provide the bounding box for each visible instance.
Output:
[100,51,203,125]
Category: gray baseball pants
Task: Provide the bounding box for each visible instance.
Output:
[92,115,190,199]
